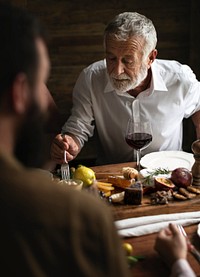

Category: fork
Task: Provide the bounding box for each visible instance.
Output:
[61,150,70,180]
[177,224,200,264]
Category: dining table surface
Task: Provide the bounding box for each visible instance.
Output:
[90,162,200,277]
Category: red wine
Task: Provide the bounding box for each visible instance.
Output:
[125,132,152,150]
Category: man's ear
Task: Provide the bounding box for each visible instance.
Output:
[11,73,30,114]
[147,49,158,68]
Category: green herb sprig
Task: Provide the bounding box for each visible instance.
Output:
[144,168,171,185]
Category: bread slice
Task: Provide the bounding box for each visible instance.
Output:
[107,175,134,188]
[122,167,138,179]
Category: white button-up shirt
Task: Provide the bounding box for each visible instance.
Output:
[171,259,196,277]
[62,59,200,164]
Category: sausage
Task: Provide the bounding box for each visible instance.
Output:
[179,188,196,199]
[173,192,187,200]
[187,186,200,194]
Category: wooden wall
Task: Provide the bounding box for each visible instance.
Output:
[2,0,200,164]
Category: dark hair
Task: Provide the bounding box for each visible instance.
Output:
[0,3,47,99]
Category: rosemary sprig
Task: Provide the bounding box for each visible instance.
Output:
[144,167,171,185]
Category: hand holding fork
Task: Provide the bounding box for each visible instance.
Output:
[178,224,200,264]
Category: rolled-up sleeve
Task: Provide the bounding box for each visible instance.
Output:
[62,69,95,147]
[170,259,196,277]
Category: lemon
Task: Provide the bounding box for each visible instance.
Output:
[73,165,96,187]
[123,242,133,256]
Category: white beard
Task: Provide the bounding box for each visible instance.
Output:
[109,64,148,94]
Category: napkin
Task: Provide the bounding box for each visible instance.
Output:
[115,211,200,237]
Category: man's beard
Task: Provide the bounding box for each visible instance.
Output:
[109,63,148,94]
[14,101,49,168]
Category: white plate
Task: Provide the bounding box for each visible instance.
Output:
[140,151,194,171]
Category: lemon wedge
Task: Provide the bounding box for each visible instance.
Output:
[73,165,96,187]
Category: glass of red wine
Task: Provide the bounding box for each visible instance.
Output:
[125,119,152,171]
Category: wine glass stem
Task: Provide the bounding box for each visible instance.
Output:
[136,149,141,171]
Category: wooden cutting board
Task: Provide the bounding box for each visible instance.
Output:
[91,162,200,220]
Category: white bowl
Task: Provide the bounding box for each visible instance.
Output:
[35,168,54,180]
[58,179,83,191]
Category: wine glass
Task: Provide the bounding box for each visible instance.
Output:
[125,119,152,171]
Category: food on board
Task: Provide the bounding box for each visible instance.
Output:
[73,165,96,187]
[122,167,139,179]
[171,167,193,188]
[124,182,143,205]
[107,175,134,188]
[154,177,175,191]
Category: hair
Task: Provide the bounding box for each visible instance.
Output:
[0,3,47,100]
[104,12,157,58]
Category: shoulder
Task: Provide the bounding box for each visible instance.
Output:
[1,164,110,222]
[154,59,196,77]
[84,59,106,71]
[26,169,113,225]
[153,59,197,85]
[81,59,107,78]
[75,59,108,90]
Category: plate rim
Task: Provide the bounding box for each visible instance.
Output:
[140,150,194,170]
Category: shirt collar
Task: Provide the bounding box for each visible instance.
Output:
[151,60,168,91]
[104,59,168,94]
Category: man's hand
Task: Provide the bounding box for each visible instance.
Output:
[154,223,188,268]
[50,134,80,164]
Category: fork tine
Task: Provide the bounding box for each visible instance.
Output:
[61,165,70,180]
[63,168,66,180]
[61,168,65,180]
[67,166,70,178]
[64,170,67,180]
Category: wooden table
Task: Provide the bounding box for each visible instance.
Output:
[91,162,200,277]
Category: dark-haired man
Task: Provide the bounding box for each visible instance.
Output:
[0,4,129,276]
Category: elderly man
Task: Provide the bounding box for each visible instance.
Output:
[51,12,200,165]
[0,4,129,276]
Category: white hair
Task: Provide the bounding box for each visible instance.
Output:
[104,12,157,58]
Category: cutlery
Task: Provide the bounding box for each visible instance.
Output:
[178,224,200,264]
[61,150,70,180]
